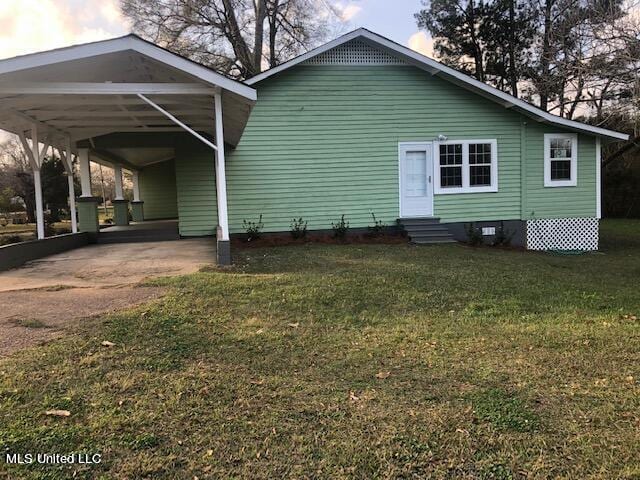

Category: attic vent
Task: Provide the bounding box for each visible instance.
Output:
[302,40,406,65]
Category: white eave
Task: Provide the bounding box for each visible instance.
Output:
[0,34,256,101]
[246,28,628,142]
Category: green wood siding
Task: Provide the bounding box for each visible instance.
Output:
[138,159,178,220]
[175,138,218,236]
[167,64,598,235]
[523,123,597,219]
[226,65,529,233]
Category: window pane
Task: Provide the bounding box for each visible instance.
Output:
[441,166,462,187]
[550,160,571,180]
[550,138,572,159]
[469,143,492,165]
[470,165,491,186]
[405,151,427,196]
[439,144,462,165]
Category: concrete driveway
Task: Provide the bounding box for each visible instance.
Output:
[0,239,216,357]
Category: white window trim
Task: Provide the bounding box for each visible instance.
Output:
[433,139,498,194]
[544,133,578,188]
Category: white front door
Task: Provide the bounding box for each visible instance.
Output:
[399,143,433,217]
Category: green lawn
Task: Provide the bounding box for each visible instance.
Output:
[1,220,639,479]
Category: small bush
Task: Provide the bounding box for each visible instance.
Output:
[465,222,484,246]
[331,214,349,239]
[367,212,386,236]
[492,221,514,247]
[290,217,308,239]
[243,214,264,241]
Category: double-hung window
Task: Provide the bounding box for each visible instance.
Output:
[544,133,577,187]
[434,139,498,194]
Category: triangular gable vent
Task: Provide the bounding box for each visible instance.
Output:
[301,39,406,66]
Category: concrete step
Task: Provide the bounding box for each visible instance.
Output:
[412,238,458,244]
[398,217,457,245]
[97,230,179,244]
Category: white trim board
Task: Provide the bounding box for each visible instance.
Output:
[246,28,627,142]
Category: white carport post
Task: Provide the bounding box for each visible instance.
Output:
[18,125,49,239]
[76,148,100,233]
[78,148,92,197]
[57,137,77,233]
[131,170,144,222]
[214,90,231,265]
[112,164,129,226]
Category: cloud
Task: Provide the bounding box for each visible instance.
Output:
[0,0,129,60]
[333,2,363,22]
[408,31,434,58]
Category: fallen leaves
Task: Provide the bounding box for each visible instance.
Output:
[375,371,391,380]
[101,340,116,347]
[287,323,300,328]
[44,410,71,417]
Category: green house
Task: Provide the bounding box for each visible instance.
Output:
[0,29,627,264]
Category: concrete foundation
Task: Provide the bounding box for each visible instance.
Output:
[443,220,526,247]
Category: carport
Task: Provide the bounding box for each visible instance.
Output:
[0,35,256,264]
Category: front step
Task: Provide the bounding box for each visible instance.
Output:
[97,230,179,244]
[398,217,457,245]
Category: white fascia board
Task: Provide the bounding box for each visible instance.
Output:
[246,29,628,141]
[0,35,257,102]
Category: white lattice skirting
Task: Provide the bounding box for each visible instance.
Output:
[302,40,406,66]
[526,218,599,251]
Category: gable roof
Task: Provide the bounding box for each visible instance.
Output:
[246,28,627,141]
[0,34,256,101]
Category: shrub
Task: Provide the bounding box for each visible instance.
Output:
[367,212,386,236]
[243,214,264,241]
[465,222,484,246]
[492,221,514,247]
[331,214,349,239]
[290,217,308,239]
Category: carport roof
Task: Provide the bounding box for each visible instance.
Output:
[0,34,257,150]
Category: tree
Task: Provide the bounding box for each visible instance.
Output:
[0,138,35,223]
[415,0,491,81]
[120,0,344,79]
[0,138,74,223]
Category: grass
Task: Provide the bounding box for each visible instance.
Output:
[1,219,639,479]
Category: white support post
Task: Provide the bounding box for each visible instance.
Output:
[78,148,92,197]
[59,139,77,233]
[114,164,124,200]
[596,137,602,220]
[33,169,45,239]
[214,91,229,242]
[20,125,47,239]
[132,171,141,202]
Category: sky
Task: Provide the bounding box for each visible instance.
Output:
[0,0,433,61]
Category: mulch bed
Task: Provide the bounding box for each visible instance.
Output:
[232,232,408,249]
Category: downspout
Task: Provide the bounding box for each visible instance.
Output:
[520,118,528,219]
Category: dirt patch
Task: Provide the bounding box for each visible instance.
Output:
[0,285,165,357]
